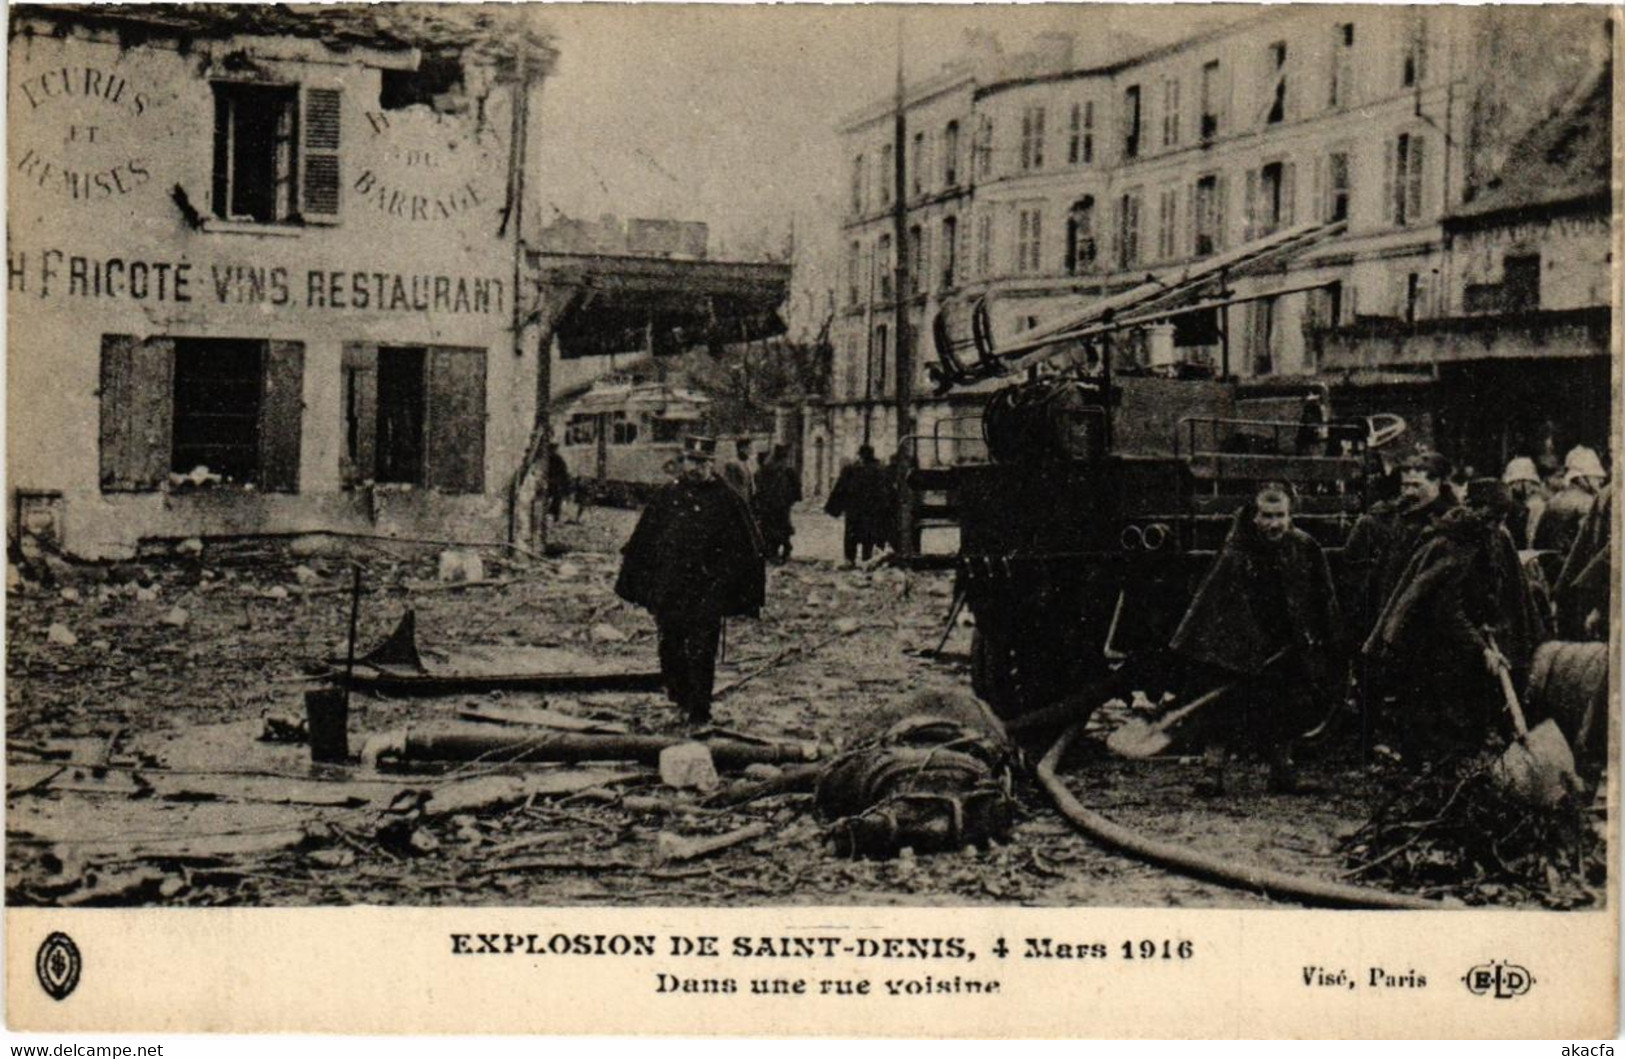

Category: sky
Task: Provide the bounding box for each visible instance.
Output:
[528,4,1249,333]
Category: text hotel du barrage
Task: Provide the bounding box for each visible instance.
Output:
[447,932,1431,998]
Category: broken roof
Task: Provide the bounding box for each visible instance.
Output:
[12,3,557,75]
[1448,62,1614,229]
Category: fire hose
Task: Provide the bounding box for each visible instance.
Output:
[1035,722,1443,911]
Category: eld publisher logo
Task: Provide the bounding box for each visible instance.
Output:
[1463,961,1534,999]
[35,931,81,1001]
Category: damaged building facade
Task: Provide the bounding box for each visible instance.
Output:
[818,6,1614,492]
[7,5,556,559]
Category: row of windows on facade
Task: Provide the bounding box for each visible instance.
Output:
[849,16,1428,217]
[98,336,488,493]
[834,265,1448,401]
[846,132,1426,305]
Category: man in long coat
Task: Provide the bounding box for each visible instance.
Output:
[1170,484,1342,794]
[1554,483,1612,641]
[1362,480,1547,764]
[824,444,894,566]
[615,437,765,725]
[753,444,802,562]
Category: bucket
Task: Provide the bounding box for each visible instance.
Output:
[304,688,350,764]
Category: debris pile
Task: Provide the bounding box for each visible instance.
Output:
[1339,755,1605,908]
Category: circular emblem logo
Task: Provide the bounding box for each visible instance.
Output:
[36,931,81,1001]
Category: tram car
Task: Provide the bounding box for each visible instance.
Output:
[558,377,711,506]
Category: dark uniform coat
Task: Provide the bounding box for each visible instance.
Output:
[615,477,765,623]
[1362,508,1546,757]
[1342,492,1458,641]
[753,457,802,550]
[1172,509,1341,678]
[825,458,894,548]
[1554,484,1612,640]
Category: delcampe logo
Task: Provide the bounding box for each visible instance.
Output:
[1462,961,1534,999]
[35,931,82,1001]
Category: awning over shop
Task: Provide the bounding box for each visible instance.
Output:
[1318,306,1610,371]
[531,252,791,360]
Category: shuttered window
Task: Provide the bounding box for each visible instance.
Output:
[301,88,342,221]
[100,336,175,492]
[100,336,303,493]
[342,345,487,493]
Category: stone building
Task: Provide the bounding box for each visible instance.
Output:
[8,4,555,558]
[815,6,1613,494]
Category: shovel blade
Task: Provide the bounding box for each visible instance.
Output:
[1494,720,1582,808]
[1107,719,1172,760]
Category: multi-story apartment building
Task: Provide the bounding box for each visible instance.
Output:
[811,6,1613,495]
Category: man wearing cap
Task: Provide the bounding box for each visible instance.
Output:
[615,436,766,725]
[1343,451,1459,643]
[1500,456,1549,551]
[1533,445,1607,561]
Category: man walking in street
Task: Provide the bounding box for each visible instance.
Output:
[1170,484,1342,795]
[615,436,765,726]
[824,444,894,567]
[754,444,802,563]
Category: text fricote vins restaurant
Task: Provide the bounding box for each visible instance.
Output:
[8,250,507,314]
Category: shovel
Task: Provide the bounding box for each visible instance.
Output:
[1486,634,1580,808]
[1106,649,1286,760]
[1106,683,1233,759]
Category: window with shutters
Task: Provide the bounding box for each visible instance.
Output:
[1117,191,1142,270]
[342,345,487,492]
[1200,60,1222,141]
[1161,79,1181,148]
[211,83,341,224]
[1016,206,1043,274]
[1020,106,1045,171]
[1389,132,1426,226]
[1066,197,1097,274]
[1122,85,1142,159]
[1193,174,1221,256]
[1264,41,1287,125]
[1256,160,1292,235]
[1324,151,1350,222]
[909,224,926,294]
[1157,188,1178,261]
[975,213,994,277]
[101,335,304,493]
[871,325,889,397]
[1329,23,1354,109]
[1403,13,1427,88]
[1248,297,1276,375]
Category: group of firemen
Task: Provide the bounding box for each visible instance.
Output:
[1173,444,1613,795]
[609,426,1611,795]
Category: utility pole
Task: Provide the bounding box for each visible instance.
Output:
[890,16,917,559]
